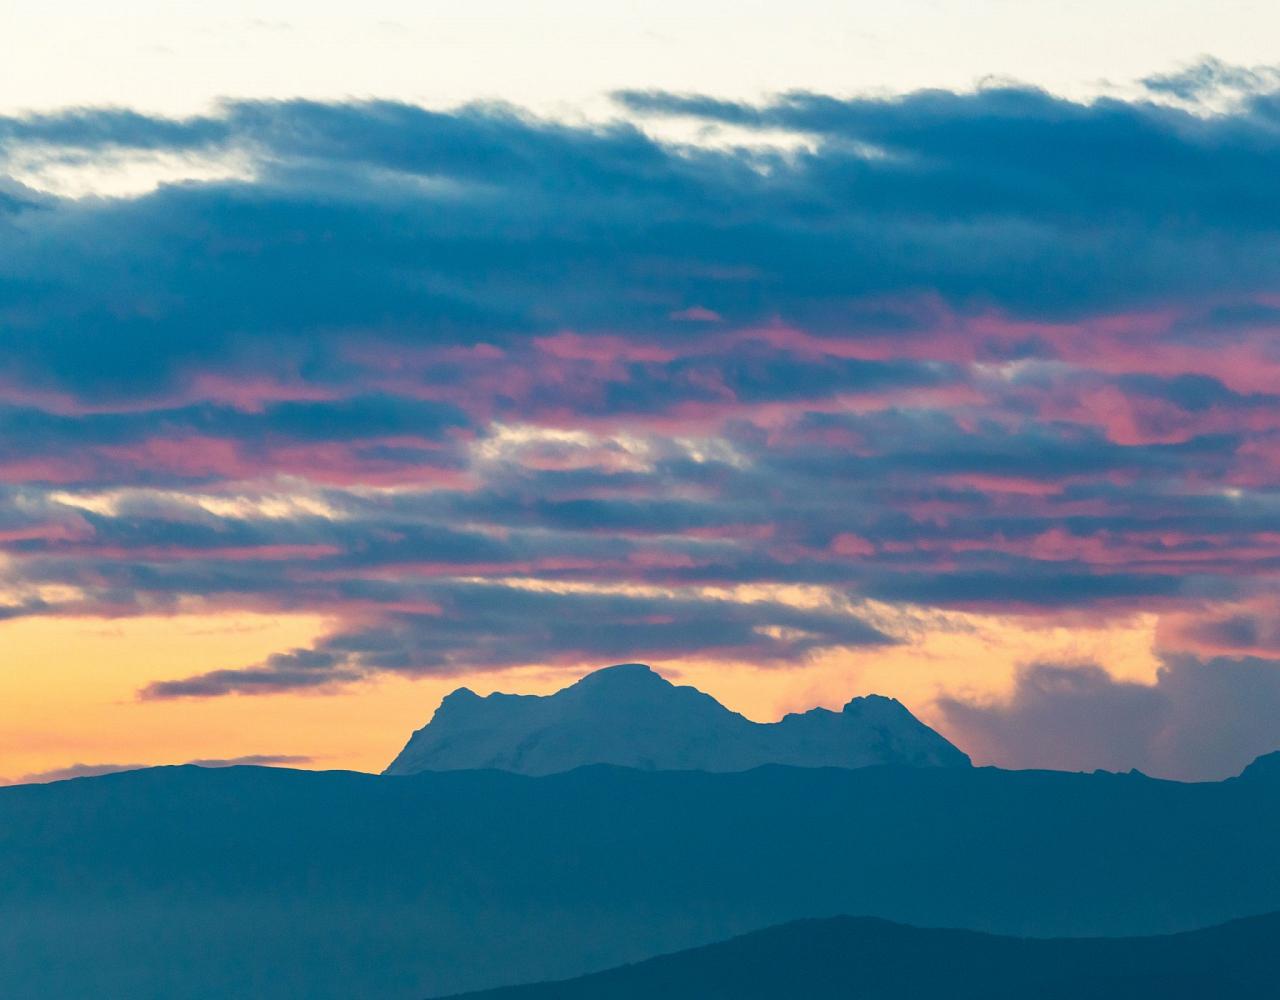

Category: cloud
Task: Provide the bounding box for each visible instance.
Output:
[4,86,1280,405]
[1141,57,1280,103]
[182,753,314,768]
[2,75,1280,781]
[140,584,893,697]
[936,655,1280,781]
[6,761,148,784]
[0,395,472,487]
[4,753,313,785]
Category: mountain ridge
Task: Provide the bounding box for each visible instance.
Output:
[1236,750,1280,782]
[385,662,970,776]
[434,912,1279,1000]
[5,759,1280,999]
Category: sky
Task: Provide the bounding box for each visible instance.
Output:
[4,3,1280,783]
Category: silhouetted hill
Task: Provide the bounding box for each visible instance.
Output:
[1237,749,1280,783]
[438,912,1279,1000]
[385,663,970,775]
[2,760,1280,998]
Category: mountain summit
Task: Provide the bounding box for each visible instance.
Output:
[384,663,970,776]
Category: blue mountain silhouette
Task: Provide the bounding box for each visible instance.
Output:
[1,752,1279,998]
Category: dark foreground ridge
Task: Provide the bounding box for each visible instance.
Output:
[438,912,1280,1000]
[1,756,1278,999]
[385,662,970,775]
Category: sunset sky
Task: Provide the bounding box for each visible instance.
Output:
[4,2,1280,783]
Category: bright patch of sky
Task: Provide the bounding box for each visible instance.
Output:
[4,1,1277,119]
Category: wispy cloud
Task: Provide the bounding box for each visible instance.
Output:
[2,754,314,787]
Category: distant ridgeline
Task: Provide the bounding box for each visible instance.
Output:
[3,755,1280,999]
[385,662,971,775]
[439,913,1280,1000]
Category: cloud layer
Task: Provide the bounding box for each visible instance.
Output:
[5,73,1280,777]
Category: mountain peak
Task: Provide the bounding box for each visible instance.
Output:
[571,662,667,689]
[384,664,970,776]
[843,693,905,712]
